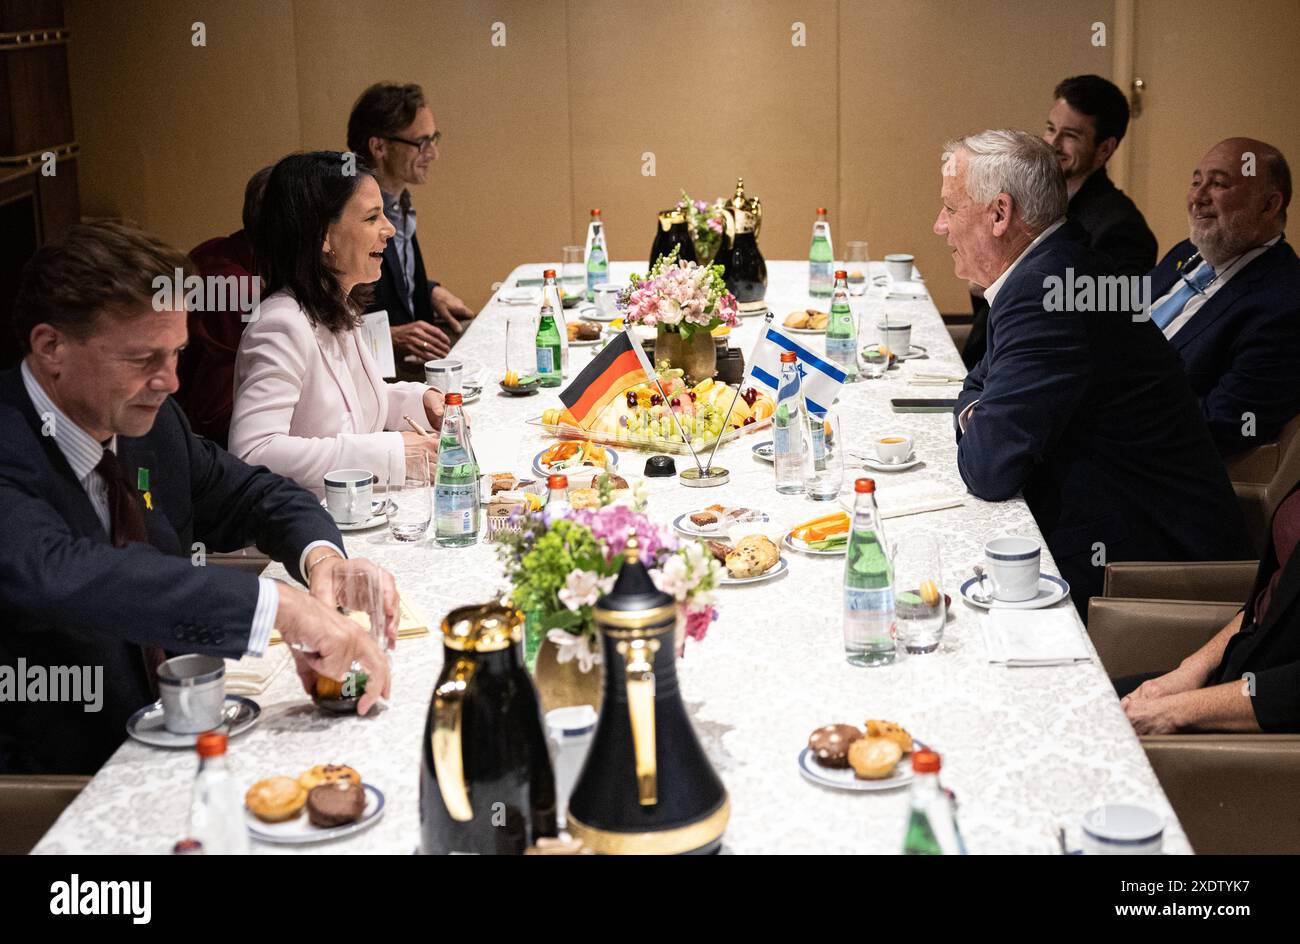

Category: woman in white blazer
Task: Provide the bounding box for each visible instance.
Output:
[229,151,442,494]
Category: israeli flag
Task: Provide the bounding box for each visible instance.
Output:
[745,325,847,415]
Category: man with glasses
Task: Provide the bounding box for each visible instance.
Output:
[347,83,475,372]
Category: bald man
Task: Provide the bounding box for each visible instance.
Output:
[1147,137,1300,457]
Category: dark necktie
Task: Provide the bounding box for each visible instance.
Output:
[96,448,166,694]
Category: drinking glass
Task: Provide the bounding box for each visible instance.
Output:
[390,447,432,542]
[561,245,584,300]
[892,534,945,654]
[805,408,844,501]
[504,308,540,385]
[329,560,389,652]
[858,316,890,380]
[845,241,870,296]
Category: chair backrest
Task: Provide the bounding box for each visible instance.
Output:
[1228,411,1300,554]
[0,775,89,854]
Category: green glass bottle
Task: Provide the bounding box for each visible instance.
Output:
[902,749,962,855]
[808,207,833,298]
[826,270,858,380]
[535,303,562,388]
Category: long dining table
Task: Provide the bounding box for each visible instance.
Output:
[33,259,1191,854]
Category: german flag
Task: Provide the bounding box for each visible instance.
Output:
[559,328,655,429]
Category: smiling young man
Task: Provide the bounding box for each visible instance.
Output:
[1145,138,1300,457]
[347,82,475,376]
[0,220,397,774]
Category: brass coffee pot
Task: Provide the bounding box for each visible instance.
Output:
[714,177,767,311]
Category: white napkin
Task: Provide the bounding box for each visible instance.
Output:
[983,607,1091,667]
[499,288,540,306]
[840,479,965,519]
[224,645,291,696]
[887,279,927,298]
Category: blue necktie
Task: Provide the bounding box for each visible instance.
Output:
[1150,262,1216,329]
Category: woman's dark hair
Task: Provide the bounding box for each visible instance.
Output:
[253,151,374,333]
[347,83,426,167]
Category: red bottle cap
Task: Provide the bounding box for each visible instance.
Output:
[548,474,568,489]
[591,208,602,217]
[543,268,556,278]
[817,207,828,215]
[854,478,876,493]
[196,731,227,758]
[912,749,941,774]
[172,838,204,854]
[780,351,797,363]
[835,269,848,280]
[445,392,463,406]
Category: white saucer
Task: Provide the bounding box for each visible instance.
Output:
[959,573,1070,610]
[785,326,827,335]
[126,695,260,748]
[751,440,774,463]
[671,510,771,537]
[894,344,928,361]
[246,783,385,845]
[797,747,914,792]
[568,336,605,347]
[720,556,788,586]
[320,498,396,531]
[859,453,921,472]
[580,309,619,323]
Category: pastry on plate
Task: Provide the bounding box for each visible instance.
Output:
[808,723,863,769]
[848,736,903,780]
[306,781,366,828]
[784,310,810,329]
[689,510,719,527]
[245,776,308,823]
[808,311,830,330]
[864,719,914,754]
[298,763,361,791]
[725,534,779,578]
[569,487,602,510]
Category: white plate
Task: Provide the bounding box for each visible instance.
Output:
[958,573,1070,610]
[246,783,385,845]
[894,344,928,361]
[782,531,847,557]
[459,385,482,404]
[751,440,774,463]
[580,309,619,323]
[858,454,921,472]
[785,325,827,335]
[568,336,605,347]
[671,509,771,537]
[797,747,914,792]
[720,556,789,586]
[319,498,396,531]
[532,446,620,479]
[126,695,260,748]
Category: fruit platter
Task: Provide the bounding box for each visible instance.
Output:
[530,368,775,455]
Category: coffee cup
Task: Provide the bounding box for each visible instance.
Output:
[423,357,463,395]
[884,253,915,282]
[875,435,914,464]
[324,469,376,524]
[983,536,1041,602]
[877,321,912,355]
[158,654,226,734]
[593,282,622,318]
[1080,804,1164,855]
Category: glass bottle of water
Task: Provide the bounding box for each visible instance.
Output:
[543,473,571,525]
[843,477,895,666]
[541,268,569,378]
[535,302,563,388]
[808,207,834,298]
[773,351,811,495]
[902,750,966,855]
[825,270,858,380]
[434,392,480,547]
[585,209,609,301]
[189,732,249,854]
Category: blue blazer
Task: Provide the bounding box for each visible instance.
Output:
[0,368,342,773]
[956,222,1251,610]
[1148,237,1300,457]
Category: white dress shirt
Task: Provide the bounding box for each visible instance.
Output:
[1157,235,1281,339]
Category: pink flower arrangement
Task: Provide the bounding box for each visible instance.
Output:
[620,248,739,342]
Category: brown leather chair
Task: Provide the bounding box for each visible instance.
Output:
[1087,584,1300,853]
[0,775,90,854]
[1226,411,1300,556]
[1101,560,1258,604]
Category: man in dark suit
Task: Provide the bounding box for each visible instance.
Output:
[347,82,476,377]
[0,221,395,774]
[1119,483,1300,733]
[1146,138,1299,457]
[937,131,1250,614]
[964,75,1157,367]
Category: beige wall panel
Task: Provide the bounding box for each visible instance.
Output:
[291,0,573,310]
[1129,0,1300,259]
[839,0,1114,313]
[66,0,300,254]
[567,0,840,274]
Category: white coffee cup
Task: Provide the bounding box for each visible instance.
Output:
[324,468,375,524]
[884,253,915,282]
[877,321,912,355]
[158,654,226,734]
[423,357,463,394]
[593,282,622,317]
[983,536,1041,602]
[874,434,914,464]
[1080,804,1164,855]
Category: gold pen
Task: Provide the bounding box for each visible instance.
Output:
[404,414,431,436]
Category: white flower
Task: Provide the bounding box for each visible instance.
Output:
[652,555,691,600]
[547,628,602,672]
[558,568,615,611]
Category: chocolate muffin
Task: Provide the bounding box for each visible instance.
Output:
[808,723,863,769]
[306,781,366,828]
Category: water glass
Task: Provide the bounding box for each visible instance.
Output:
[329,560,388,652]
[892,534,945,654]
[504,308,539,384]
[561,245,584,300]
[390,448,432,542]
[805,409,844,501]
[845,241,870,296]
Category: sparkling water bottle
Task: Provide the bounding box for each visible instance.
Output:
[543,473,571,525]
[902,750,967,855]
[825,270,858,380]
[541,268,569,378]
[808,207,834,298]
[843,478,895,666]
[434,392,480,547]
[189,732,249,854]
[535,302,563,388]
[773,351,812,495]
[585,209,609,301]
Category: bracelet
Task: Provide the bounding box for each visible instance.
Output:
[304,551,340,586]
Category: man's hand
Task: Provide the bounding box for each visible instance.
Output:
[1122,663,1209,706]
[392,320,452,360]
[275,583,391,714]
[432,284,475,332]
[1123,692,1187,735]
[307,556,401,650]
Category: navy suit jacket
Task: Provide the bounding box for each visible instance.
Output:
[1148,237,1300,457]
[0,368,343,773]
[956,222,1251,610]
[368,231,437,328]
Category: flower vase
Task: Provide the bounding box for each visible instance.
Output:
[533,636,603,714]
[653,326,717,385]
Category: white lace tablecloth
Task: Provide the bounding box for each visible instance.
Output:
[34,260,1190,855]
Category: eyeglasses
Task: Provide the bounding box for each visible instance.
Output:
[384,131,441,153]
